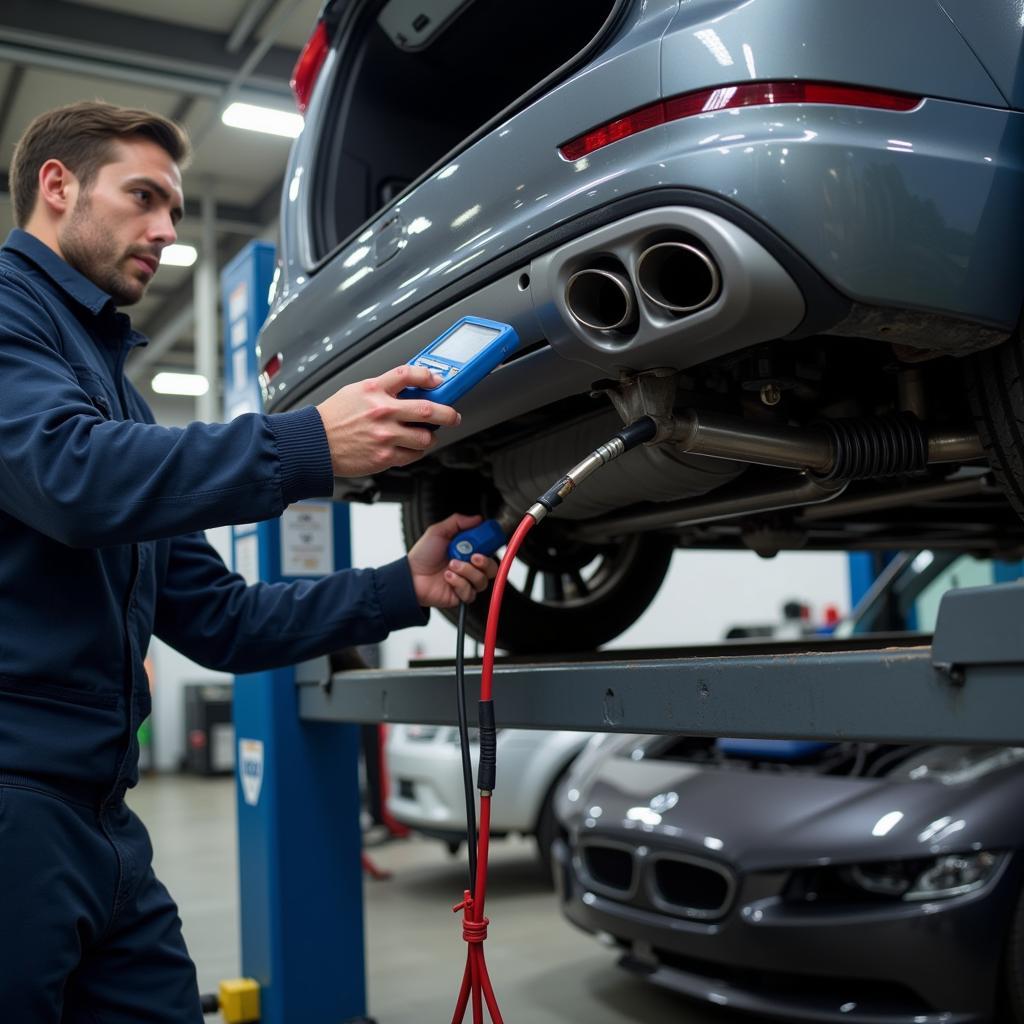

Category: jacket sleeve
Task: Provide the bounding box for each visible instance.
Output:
[0,272,334,547]
[153,530,430,673]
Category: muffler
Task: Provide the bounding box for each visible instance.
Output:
[564,267,637,332]
[492,409,744,521]
[636,241,720,314]
[670,410,984,480]
[573,391,985,539]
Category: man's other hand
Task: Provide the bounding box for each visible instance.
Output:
[408,514,499,608]
[316,365,461,478]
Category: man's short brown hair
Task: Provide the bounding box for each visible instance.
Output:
[9,101,192,227]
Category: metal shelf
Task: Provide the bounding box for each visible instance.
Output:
[298,581,1024,744]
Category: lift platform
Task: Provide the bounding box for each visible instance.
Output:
[298,580,1024,745]
[223,242,1024,1024]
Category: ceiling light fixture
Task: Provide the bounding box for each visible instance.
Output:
[160,244,198,267]
[152,371,210,397]
[222,102,304,139]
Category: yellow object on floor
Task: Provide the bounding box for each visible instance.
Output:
[218,977,260,1023]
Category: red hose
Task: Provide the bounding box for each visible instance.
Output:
[481,516,535,705]
[450,513,536,1024]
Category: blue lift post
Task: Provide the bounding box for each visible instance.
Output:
[222,242,369,1023]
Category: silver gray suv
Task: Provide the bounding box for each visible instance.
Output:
[259,0,1024,652]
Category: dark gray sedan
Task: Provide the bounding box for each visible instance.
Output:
[555,733,1024,1023]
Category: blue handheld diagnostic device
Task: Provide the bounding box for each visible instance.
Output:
[398,315,519,564]
[398,315,519,405]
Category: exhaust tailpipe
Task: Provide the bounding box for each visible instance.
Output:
[565,268,637,332]
[636,241,720,314]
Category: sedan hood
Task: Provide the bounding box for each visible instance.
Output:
[568,756,1024,870]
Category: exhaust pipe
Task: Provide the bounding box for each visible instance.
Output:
[565,268,637,332]
[636,241,720,314]
[571,407,984,539]
[670,410,982,480]
[575,471,996,541]
[575,474,848,540]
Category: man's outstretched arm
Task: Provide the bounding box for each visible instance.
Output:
[0,272,459,547]
[152,517,496,673]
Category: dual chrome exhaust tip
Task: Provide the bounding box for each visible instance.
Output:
[565,267,637,332]
[565,241,721,333]
[636,241,721,315]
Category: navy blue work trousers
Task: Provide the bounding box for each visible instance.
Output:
[0,777,204,1023]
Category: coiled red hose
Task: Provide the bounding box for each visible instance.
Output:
[450,513,536,1024]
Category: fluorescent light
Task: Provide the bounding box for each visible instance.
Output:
[222,102,303,139]
[152,372,209,397]
[160,243,197,267]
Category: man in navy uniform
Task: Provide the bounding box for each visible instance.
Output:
[0,100,497,1022]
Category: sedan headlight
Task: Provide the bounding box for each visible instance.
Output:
[903,851,1003,901]
[846,851,1004,901]
[789,851,1005,904]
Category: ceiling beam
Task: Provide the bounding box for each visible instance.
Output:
[0,0,300,99]
[182,196,267,236]
[185,0,308,152]
[169,96,197,125]
[0,65,26,148]
[226,0,279,54]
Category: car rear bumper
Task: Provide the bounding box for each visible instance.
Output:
[554,838,1013,1023]
[264,98,1024,417]
[386,738,478,834]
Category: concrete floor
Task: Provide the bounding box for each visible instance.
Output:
[128,774,754,1024]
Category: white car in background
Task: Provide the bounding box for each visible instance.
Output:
[386,725,591,874]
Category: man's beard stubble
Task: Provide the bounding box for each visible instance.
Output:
[59,194,143,307]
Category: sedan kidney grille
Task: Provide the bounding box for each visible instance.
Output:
[582,844,635,893]
[651,855,736,920]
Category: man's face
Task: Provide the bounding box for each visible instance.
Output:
[58,137,184,307]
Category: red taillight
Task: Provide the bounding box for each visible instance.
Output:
[559,81,922,161]
[290,20,330,114]
[261,352,283,383]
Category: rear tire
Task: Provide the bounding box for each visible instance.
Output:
[967,332,1024,521]
[402,471,674,653]
[998,881,1024,1022]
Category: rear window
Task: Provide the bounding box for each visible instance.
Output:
[312,0,618,259]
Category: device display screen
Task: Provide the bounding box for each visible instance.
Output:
[431,322,501,362]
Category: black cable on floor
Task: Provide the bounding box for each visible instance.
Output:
[455,602,478,893]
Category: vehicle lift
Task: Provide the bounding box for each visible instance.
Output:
[219,241,1024,1024]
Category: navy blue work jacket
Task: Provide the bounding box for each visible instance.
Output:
[0,229,427,800]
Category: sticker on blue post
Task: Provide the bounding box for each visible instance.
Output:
[239,738,265,807]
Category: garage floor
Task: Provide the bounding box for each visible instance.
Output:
[129,774,754,1024]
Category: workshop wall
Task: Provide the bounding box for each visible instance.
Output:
[349,505,851,667]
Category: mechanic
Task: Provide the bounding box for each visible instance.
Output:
[0,100,497,1023]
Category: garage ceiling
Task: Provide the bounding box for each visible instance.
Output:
[0,0,324,407]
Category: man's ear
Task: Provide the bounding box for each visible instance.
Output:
[37,159,78,217]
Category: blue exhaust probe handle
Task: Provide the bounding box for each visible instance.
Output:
[448,519,507,562]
